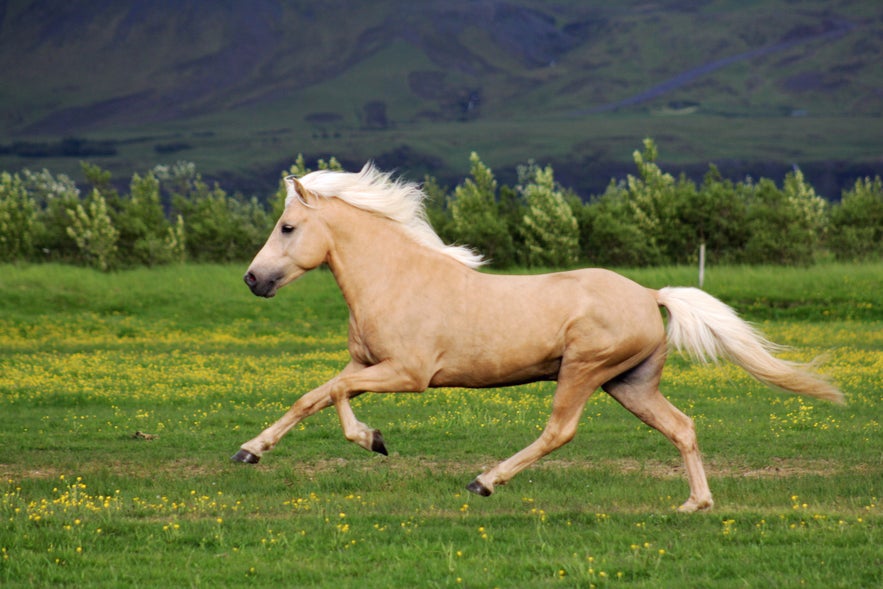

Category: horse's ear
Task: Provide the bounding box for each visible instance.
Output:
[285,176,316,208]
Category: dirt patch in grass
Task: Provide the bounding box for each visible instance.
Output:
[531,456,851,479]
[0,453,864,485]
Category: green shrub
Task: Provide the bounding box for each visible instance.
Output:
[112,172,177,267]
[684,165,750,264]
[162,162,272,262]
[828,176,883,261]
[449,152,515,266]
[579,181,661,267]
[24,168,82,262]
[0,142,880,269]
[519,163,578,267]
[0,172,37,262]
[66,189,119,271]
[742,169,826,266]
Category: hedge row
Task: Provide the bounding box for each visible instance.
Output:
[1,140,881,270]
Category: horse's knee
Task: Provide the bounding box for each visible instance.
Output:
[669,414,698,450]
[540,423,578,450]
[662,419,705,476]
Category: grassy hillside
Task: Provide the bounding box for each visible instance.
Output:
[1,0,881,197]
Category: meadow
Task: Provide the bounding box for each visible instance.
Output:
[0,263,880,588]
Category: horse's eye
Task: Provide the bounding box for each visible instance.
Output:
[281,224,295,235]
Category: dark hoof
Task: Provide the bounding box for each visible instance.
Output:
[466,478,492,497]
[231,449,260,464]
[371,430,388,456]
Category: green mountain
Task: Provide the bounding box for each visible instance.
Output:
[1,0,881,197]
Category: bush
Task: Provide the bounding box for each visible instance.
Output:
[741,169,826,266]
[0,172,38,262]
[580,140,677,266]
[828,176,883,261]
[154,162,271,263]
[684,166,749,264]
[0,143,879,270]
[518,163,578,267]
[66,189,119,271]
[112,172,177,267]
[24,169,82,262]
[449,152,515,266]
[580,181,661,267]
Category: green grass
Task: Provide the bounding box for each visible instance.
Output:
[1,263,881,587]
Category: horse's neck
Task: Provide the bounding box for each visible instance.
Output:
[324,203,462,313]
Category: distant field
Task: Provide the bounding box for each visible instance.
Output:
[1,263,880,587]
[2,113,880,200]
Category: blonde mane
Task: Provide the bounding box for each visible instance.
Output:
[289,163,485,268]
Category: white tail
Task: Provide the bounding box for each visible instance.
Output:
[656,287,844,404]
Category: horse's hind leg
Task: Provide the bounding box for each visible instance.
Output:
[603,348,713,512]
[467,362,599,497]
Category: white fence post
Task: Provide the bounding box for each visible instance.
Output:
[698,242,706,289]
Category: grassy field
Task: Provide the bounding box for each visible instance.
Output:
[0,263,880,587]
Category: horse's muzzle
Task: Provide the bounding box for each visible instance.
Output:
[244,271,278,298]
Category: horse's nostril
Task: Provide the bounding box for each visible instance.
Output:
[244,271,257,287]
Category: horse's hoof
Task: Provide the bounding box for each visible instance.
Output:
[371,430,388,456]
[231,449,260,464]
[466,478,493,497]
[677,498,713,513]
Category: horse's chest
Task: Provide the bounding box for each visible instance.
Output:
[347,320,407,366]
[347,309,440,366]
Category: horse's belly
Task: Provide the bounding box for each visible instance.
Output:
[429,356,562,388]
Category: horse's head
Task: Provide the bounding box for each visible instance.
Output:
[244,176,332,297]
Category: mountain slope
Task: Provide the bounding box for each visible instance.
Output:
[1,0,881,196]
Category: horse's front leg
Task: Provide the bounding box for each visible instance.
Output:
[231,378,337,464]
[327,360,427,456]
[232,360,424,464]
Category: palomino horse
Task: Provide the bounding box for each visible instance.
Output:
[234,164,843,512]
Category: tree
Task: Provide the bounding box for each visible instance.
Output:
[623,138,672,263]
[783,167,827,253]
[270,154,343,218]
[519,163,579,267]
[66,189,119,271]
[580,181,660,267]
[158,161,272,262]
[0,172,38,262]
[23,168,81,262]
[422,174,457,246]
[828,175,883,260]
[742,169,826,266]
[497,184,527,265]
[112,172,175,267]
[81,161,118,200]
[449,152,514,266]
[580,139,677,267]
[679,165,749,264]
[165,214,187,264]
[177,184,270,262]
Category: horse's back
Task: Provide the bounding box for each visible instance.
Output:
[468,267,662,342]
